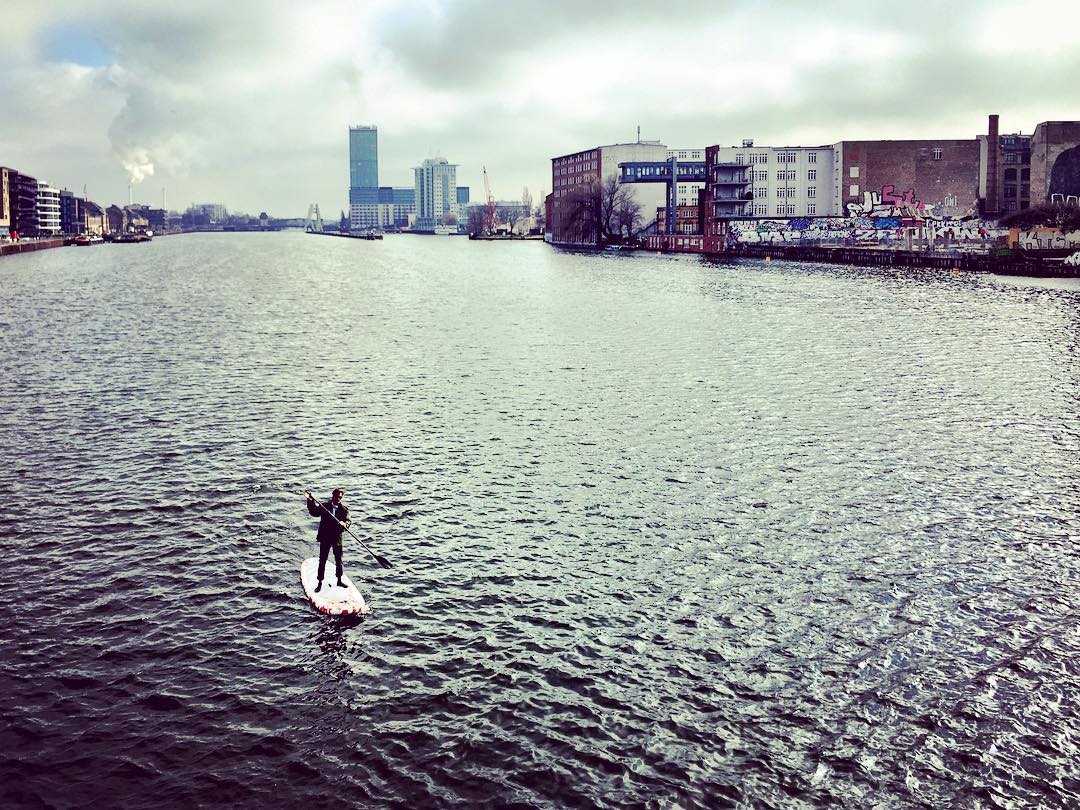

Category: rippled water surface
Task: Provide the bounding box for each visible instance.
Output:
[1,233,1079,808]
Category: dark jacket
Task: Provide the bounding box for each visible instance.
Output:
[308,497,351,542]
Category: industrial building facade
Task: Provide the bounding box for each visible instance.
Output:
[548,113,1080,253]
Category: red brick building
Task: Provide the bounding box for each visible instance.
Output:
[656,204,701,233]
[700,145,751,253]
[548,147,602,244]
[548,141,669,244]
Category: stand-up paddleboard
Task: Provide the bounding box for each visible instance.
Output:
[300,557,369,615]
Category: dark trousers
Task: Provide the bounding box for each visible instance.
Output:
[317,537,344,582]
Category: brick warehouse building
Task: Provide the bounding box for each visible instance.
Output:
[548,140,668,244]
[551,115,1080,255]
[836,138,982,220]
[548,146,599,244]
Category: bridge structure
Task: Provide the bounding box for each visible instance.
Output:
[619,158,706,234]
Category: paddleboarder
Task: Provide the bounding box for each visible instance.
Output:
[305,488,350,592]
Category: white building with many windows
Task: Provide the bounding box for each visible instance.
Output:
[668,147,706,207]
[35,182,61,236]
[713,142,836,217]
[413,157,458,231]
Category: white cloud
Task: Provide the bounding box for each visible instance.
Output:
[1,0,1078,214]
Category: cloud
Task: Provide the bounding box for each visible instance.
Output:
[1,0,1078,215]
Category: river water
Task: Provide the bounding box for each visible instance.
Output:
[1,232,1078,808]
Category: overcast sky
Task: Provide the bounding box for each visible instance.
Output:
[2,0,1078,217]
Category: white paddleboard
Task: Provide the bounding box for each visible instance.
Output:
[300,557,369,615]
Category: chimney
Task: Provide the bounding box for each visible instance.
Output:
[986,114,1000,216]
[128,182,133,206]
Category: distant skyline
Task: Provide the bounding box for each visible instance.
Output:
[3,0,1079,216]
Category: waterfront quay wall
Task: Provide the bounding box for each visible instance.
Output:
[725,243,1076,277]
[0,237,69,257]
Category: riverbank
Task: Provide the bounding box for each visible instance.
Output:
[726,243,1078,277]
[0,237,70,256]
[550,238,1079,277]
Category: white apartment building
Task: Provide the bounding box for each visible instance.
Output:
[413,157,458,231]
[714,142,836,217]
[599,141,669,230]
[668,148,706,207]
[36,182,61,236]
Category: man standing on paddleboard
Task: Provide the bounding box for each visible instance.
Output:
[305,488,350,592]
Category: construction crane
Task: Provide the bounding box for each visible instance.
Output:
[483,166,498,235]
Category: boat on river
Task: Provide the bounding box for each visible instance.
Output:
[114,231,153,243]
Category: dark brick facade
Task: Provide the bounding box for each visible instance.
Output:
[841,139,981,218]
[549,147,600,244]
[656,204,700,233]
[1029,121,1080,205]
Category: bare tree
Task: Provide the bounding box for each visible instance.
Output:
[558,180,602,244]
[592,176,646,242]
[497,204,525,234]
[598,175,622,239]
[613,195,642,240]
[466,206,486,236]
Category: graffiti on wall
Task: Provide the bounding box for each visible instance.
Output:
[726,180,990,245]
[846,184,973,222]
[1049,145,1080,200]
[1014,228,1080,250]
[729,216,1006,245]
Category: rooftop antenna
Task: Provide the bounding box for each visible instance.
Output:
[637,126,640,143]
[162,187,167,210]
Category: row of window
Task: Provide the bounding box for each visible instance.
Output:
[554,162,596,176]
[746,151,822,164]
[1003,152,1028,164]
[1002,184,1030,199]
[553,153,597,167]
[750,203,818,216]
[769,186,818,199]
[555,175,597,187]
[750,169,817,181]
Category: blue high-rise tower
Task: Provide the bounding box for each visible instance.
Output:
[347,124,416,230]
[349,126,378,191]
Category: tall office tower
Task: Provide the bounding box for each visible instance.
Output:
[413,157,459,231]
[349,125,380,229]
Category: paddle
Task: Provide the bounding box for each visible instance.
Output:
[305,490,394,570]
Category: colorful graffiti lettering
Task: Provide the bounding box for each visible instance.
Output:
[845,185,974,223]
[729,217,1006,246]
[845,185,925,223]
[1016,229,1080,250]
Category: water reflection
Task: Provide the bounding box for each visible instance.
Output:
[0,234,1077,807]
